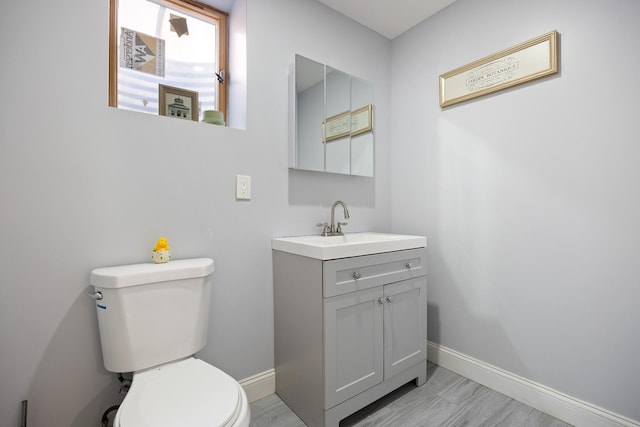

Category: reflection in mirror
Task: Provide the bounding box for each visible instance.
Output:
[295,56,325,172]
[350,76,374,177]
[290,54,374,177]
[325,67,351,175]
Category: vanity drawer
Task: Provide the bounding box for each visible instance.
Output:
[323,248,426,297]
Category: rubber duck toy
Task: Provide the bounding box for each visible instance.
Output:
[152,237,172,264]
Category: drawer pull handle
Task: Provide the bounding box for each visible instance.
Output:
[353,271,362,280]
[406,262,413,269]
[386,296,393,303]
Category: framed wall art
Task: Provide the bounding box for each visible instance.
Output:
[439,30,558,107]
[351,104,372,137]
[323,104,373,142]
[158,84,199,121]
[324,110,351,142]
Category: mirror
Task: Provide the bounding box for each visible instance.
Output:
[350,76,374,176]
[292,56,325,172]
[289,54,374,177]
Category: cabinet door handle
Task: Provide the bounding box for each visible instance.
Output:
[353,271,361,280]
[377,297,384,304]
[406,262,413,269]
[386,296,392,303]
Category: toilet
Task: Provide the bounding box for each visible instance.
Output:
[90,258,250,427]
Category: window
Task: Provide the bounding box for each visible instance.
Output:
[109,0,228,122]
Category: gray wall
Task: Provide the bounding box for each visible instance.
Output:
[0,0,391,425]
[3,0,638,425]
[390,0,640,422]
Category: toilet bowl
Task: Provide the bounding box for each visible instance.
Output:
[113,358,250,427]
[90,258,250,427]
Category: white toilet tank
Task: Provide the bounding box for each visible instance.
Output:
[90,258,214,373]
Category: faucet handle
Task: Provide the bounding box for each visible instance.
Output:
[336,222,348,234]
[316,222,330,236]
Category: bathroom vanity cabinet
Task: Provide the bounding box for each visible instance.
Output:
[273,247,427,427]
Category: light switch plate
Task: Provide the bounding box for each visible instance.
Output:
[236,175,251,200]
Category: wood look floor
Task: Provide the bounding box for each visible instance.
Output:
[249,362,573,427]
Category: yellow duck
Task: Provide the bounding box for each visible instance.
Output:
[153,237,171,252]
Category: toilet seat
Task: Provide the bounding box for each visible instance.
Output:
[116,357,248,427]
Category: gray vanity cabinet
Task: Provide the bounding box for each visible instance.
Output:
[273,247,427,427]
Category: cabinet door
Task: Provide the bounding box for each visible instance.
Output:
[383,277,427,379]
[324,287,384,409]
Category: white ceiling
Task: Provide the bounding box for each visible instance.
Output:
[317,0,456,39]
[201,0,456,40]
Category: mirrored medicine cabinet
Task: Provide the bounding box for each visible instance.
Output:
[289,54,374,177]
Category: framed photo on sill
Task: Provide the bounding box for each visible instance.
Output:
[159,84,199,121]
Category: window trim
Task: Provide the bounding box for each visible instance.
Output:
[108,0,228,120]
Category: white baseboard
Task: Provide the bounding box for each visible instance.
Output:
[238,346,639,426]
[427,341,639,427]
[239,368,275,403]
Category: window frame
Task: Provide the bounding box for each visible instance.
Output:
[108,0,228,120]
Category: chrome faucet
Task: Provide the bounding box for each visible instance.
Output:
[317,200,350,236]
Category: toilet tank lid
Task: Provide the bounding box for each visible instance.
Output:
[90,258,214,289]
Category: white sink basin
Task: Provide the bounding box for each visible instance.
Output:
[272,232,426,260]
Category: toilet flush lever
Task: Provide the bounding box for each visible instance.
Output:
[88,291,103,301]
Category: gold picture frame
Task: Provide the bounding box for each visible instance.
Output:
[323,104,373,142]
[159,84,199,121]
[439,30,558,108]
[324,110,351,142]
[351,104,373,137]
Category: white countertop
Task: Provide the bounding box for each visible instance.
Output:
[272,232,426,260]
